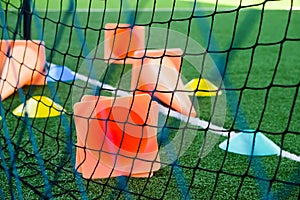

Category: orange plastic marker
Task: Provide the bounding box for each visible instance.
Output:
[104,23,145,64]
[0,40,10,74]
[131,48,197,117]
[74,94,160,179]
[0,40,47,100]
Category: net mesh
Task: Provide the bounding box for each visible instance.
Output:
[0,0,299,199]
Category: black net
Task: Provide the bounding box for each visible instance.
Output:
[0,0,299,199]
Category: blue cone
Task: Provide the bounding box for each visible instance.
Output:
[219,130,280,156]
[46,64,76,82]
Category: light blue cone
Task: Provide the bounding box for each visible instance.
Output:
[219,130,281,156]
[46,64,76,82]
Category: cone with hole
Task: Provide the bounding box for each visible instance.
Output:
[12,96,65,118]
[104,23,145,64]
[185,78,221,97]
[131,48,197,117]
[0,40,47,100]
[74,94,160,179]
[219,130,280,156]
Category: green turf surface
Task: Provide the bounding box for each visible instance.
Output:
[0,1,299,199]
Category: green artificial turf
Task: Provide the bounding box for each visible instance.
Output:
[0,1,299,199]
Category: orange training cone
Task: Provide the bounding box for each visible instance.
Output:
[0,40,10,74]
[104,23,145,64]
[131,48,197,117]
[0,40,47,100]
[74,94,160,179]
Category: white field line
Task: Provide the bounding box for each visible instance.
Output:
[281,150,300,162]
[75,73,131,97]
[35,6,300,13]
[183,0,300,10]
[71,70,300,163]
[37,8,214,12]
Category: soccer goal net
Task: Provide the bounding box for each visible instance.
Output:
[0,0,299,199]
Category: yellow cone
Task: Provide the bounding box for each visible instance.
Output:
[184,78,221,97]
[13,96,65,118]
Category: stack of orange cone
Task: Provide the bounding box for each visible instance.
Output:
[131,48,197,117]
[104,24,197,117]
[74,94,161,179]
[0,40,47,100]
[74,24,199,179]
[104,23,145,64]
